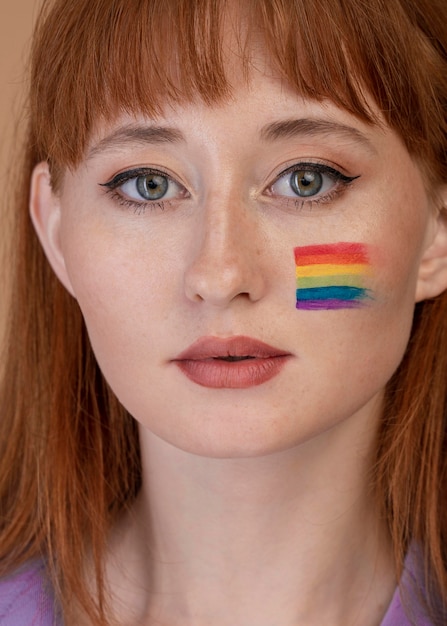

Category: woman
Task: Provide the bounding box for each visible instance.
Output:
[1,0,447,624]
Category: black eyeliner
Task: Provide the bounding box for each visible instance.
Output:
[99,167,170,190]
[277,161,359,185]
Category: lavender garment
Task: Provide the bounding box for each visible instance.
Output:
[0,560,59,625]
[382,583,432,626]
[381,548,435,626]
[0,552,438,625]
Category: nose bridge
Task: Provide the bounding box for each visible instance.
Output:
[203,187,246,260]
[183,185,264,306]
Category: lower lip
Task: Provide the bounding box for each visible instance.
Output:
[175,356,289,389]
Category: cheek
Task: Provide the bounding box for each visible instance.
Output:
[60,230,177,370]
[292,238,422,390]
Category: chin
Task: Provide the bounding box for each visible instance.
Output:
[136,406,335,461]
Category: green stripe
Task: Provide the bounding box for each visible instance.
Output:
[297,274,365,289]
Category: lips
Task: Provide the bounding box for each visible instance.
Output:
[173,336,291,389]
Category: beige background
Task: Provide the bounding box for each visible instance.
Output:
[0,1,41,338]
[0,0,40,179]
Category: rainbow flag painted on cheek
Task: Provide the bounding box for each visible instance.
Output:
[294,242,372,310]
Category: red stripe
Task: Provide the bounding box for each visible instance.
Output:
[294,243,368,265]
[297,253,368,266]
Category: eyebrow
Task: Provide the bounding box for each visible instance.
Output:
[87,117,375,159]
[260,118,376,153]
[87,125,185,159]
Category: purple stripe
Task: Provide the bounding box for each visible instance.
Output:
[296,298,365,310]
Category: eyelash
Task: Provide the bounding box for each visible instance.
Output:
[266,162,358,211]
[100,162,359,214]
[100,167,184,213]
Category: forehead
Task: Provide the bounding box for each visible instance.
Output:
[84,71,386,173]
[38,0,381,173]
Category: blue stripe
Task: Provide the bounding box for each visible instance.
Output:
[296,286,367,301]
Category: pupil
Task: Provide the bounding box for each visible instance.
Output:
[137,174,168,200]
[291,171,323,197]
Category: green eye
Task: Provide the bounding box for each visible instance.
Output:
[136,174,169,200]
[290,171,323,197]
[102,167,187,208]
[269,162,359,205]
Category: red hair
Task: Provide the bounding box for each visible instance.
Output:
[1,0,447,623]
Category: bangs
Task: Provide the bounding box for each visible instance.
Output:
[31,0,447,180]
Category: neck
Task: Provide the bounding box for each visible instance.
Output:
[106,401,395,626]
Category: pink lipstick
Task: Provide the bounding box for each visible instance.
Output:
[173,336,291,389]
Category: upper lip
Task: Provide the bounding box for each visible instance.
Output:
[173,336,291,361]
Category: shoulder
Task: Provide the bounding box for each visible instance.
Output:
[0,560,60,625]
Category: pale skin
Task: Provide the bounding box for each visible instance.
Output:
[30,59,447,625]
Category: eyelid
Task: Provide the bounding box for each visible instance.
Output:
[270,161,358,187]
[263,160,359,204]
[99,165,190,213]
[100,166,181,190]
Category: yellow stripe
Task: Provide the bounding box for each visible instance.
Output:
[297,274,365,288]
[296,263,368,278]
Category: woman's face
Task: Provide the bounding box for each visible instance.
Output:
[32,68,447,458]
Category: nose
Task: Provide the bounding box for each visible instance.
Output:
[183,194,266,307]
